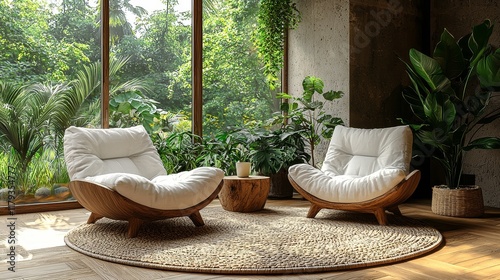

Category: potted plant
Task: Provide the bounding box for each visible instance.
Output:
[235,161,251,178]
[238,128,309,199]
[275,76,344,167]
[209,130,257,177]
[399,19,500,217]
[232,138,252,178]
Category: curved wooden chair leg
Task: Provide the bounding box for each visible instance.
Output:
[374,208,388,225]
[289,170,421,226]
[307,204,322,218]
[127,218,144,238]
[87,212,104,224]
[188,211,204,227]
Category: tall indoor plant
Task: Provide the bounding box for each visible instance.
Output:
[399,19,500,216]
[275,76,344,167]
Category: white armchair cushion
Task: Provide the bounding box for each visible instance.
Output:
[289,164,406,203]
[321,125,413,176]
[84,167,224,210]
[289,125,413,203]
[64,125,167,180]
[83,173,145,191]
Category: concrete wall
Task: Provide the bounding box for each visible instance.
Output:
[288,0,350,165]
[431,0,500,208]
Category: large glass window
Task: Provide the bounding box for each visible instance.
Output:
[0,0,100,210]
[0,0,280,212]
[109,0,192,134]
[202,0,278,135]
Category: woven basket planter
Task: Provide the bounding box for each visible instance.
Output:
[431,185,484,217]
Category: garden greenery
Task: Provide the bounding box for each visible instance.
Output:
[0,0,278,198]
[256,0,301,89]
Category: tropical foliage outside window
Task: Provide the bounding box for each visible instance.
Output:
[0,0,277,208]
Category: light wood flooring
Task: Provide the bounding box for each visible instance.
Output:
[1,198,500,280]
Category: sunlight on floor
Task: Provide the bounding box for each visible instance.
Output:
[1,237,34,263]
[17,213,78,250]
[17,227,67,251]
[25,213,76,230]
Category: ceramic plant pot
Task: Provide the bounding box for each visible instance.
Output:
[236,162,251,178]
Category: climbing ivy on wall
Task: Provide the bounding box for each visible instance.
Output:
[256,0,301,90]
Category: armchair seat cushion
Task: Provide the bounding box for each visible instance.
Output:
[64,125,168,180]
[287,125,420,226]
[85,167,224,210]
[64,125,225,237]
[289,163,406,203]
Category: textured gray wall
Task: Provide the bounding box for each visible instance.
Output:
[288,0,350,166]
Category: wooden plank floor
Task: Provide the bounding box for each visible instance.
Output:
[1,197,500,280]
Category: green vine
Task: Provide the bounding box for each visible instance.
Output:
[256,0,301,90]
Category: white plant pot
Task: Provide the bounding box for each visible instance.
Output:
[236,162,251,178]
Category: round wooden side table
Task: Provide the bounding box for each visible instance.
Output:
[219,175,270,212]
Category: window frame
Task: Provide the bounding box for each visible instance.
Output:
[1,0,288,214]
[1,0,203,214]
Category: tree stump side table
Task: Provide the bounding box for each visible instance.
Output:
[219,175,270,212]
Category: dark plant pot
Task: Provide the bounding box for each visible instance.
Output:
[431,185,484,217]
[267,169,293,199]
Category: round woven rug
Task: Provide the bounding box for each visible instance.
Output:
[65,206,442,274]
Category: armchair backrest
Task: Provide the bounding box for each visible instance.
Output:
[321,125,413,177]
[64,125,167,180]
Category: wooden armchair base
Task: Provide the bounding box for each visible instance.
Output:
[288,170,421,225]
[69,180,223,237]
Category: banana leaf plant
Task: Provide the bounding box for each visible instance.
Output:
[399,19,500,189]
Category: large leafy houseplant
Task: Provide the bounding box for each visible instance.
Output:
[244,129,309,176]
[156,131,204,174]
[276,76,344,167]
[399,19,500,191]
[234,127,309,198]
[155,129,251,176]
[197,130,252,176]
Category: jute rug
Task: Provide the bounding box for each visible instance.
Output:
[65,206,443,274]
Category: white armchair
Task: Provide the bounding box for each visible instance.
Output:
[288,125,420,225]
[64,125,224,237]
